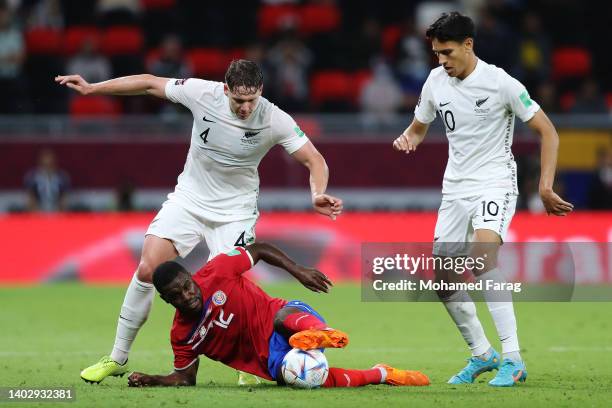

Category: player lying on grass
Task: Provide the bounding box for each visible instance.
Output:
[126,242,429,388]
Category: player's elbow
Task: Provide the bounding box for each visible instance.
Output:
[177,377,196,386]
[174,372,196,386]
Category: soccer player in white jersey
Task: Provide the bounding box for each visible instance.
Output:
[393,13,573,387]
[55,60,343,384]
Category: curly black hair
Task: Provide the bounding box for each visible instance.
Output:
[425,12,476,43]
[152,261,188,293]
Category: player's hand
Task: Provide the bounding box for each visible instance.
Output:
[55,74,94,95]
[291,265,333,293]
[312,193,343,220]
[128,372,154,387]
[540,189,574,216]
[393,132,420,154]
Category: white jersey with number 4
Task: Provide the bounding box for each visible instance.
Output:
[164,78,308,222]
[414,59,540,199]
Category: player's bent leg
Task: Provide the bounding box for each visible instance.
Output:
[274,305,348,350]
[472,228,524,374]
[289,329,349,351]
[81,235,178,384]
[314,366,429,388]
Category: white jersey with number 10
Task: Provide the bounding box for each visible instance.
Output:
[414,59,540,199]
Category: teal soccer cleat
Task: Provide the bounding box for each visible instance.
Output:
[448,349,501,384]
[488,359,527,387]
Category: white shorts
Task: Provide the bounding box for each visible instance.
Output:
[146,199,257,259]
[432,191,517,256]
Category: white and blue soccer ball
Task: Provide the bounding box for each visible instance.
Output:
[281,348,329,389]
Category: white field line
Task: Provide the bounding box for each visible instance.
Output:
[1,346,611,357]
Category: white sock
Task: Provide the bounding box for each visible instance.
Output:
[377,366,387,383]
[110,274,155,364]
[477,268,521,361]
[442,290,491,356]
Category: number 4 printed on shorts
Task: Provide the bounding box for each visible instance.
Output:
[234,231,246,247]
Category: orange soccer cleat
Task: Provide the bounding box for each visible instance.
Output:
[373,364,430,386]
[288,328,349,350]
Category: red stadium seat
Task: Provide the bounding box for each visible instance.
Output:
[140,0,175,9]
[186,48,229,79]
[63,26,101,56]
[552,47,591,79]
[227,48,246,62]
[144,47,161,69]
[382,25,402,58]
[559,92,576,112]
[351,70,373,101]
[25,28,63,54]
[70,95,121,117]
[606,93,612,110]
[299,3,341,35]
[310,70,353,105]
[100,26,144,56]
[258,4,300,36]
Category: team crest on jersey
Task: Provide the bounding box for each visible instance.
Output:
[474,96,491,119]
[212,290,227,306]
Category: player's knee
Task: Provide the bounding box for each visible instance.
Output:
[136,260,156,283]
[436,289,457,301]
[273,310,288,333]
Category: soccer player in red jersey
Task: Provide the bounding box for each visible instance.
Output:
[126,243,429,388]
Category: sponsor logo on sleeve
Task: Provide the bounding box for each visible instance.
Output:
[175,78,188,85]
[519,91,533,108]
[294,126,306,137]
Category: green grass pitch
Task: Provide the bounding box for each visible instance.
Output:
[1,284,611,407]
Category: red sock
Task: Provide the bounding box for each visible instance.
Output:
[282,312,327,332]
[322,367,383,388]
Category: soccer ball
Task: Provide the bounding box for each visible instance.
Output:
[281,348,329,389]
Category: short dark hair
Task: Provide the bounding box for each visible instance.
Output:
[152,261,188,293]
[425,12,475,43]
[224,59,264,93]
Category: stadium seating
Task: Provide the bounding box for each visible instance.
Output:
[382,25,402,59]
[186,48,230,80]
[63,26,101,56]
[25,28,63,55]
[141,0,176,9]
[299,3,341,35]
[310,70,353,109]
[69,95,121,117]
[351,70,373,101]
[258,4,300,36]
[100,26,144,56]
[552,47,592,79]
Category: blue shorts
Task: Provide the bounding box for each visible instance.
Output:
[267,300,326,381]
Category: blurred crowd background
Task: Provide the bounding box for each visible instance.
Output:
[0,0,610,214]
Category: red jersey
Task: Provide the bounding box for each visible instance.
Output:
[170,247,287,380]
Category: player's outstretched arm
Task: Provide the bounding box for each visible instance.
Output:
[291,142,343,220]
[54,74,170,99]
[527,109,574,216]
[127,360,199,387]
[393,118,429,154]
[246,242,332,293]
